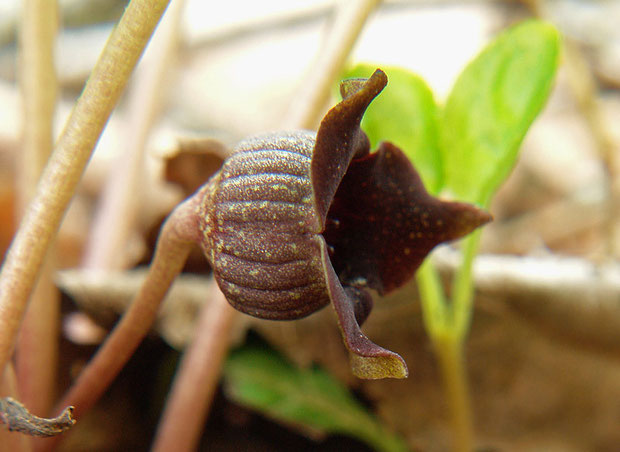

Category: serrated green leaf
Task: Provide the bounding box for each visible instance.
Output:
[223,346,409,452]
[440,20,560,205]
[343,64,442,193]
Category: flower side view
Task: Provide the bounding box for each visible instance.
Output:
[57,68,493,428]
[197,69,492,379]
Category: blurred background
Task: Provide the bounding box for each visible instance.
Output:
[0,0,619,450]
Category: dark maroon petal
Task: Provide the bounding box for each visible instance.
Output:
[324,141,492,295]
[319,238,408,379]
[311,69,387,225]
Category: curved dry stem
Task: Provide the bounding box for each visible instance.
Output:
[152,285,237,452]
[15,0,59,419]
[0,0,172,375]
[284,0,382,130]
[54,196,201,422]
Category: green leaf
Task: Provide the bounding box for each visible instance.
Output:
[223,345,409,452]
[440,20,560,205]
[343,64,442,193]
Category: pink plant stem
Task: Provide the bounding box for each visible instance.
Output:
[15,260,59,412]
[53,197,201,420]
[151,286,237,452]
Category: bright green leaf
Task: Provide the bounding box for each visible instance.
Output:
[223,345,409,452]
[440,20,560,205]
[343,64,442,193]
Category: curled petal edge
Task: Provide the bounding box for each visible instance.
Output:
[318,237,408,379]
[311,69,387,225]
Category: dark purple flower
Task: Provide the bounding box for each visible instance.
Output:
[198,69,491,379]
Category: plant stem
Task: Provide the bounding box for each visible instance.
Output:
[284,0,382,130]
[452,230,482,339]
[15,0,59,421]
[54,196,200,422]
[433,333,474,452]
[417,233,481,451]
[152,285,237,452]
[0,0,171,376]
[415,259,448,336]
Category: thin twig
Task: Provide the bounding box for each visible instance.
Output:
[0,398,74,438]
[284,0,382,130]
[0,0,172,375]
[15,0,59,420]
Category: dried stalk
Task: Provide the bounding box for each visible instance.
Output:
[284,0,382,130]
[15,0,59,420]
[0,0,172,376]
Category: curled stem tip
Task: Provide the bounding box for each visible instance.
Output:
[0,397,75,437]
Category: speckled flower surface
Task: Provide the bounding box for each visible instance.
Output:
[199,70,491,378]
